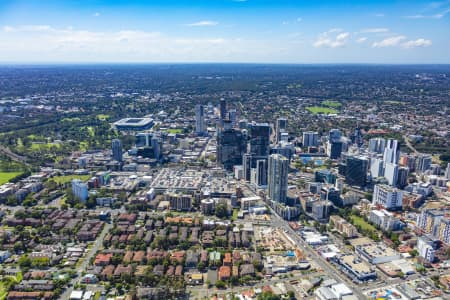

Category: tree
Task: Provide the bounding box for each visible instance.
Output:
[409,249,419,257]
[6,195,18,206]
[215,203,228,219]
[257,292,281,300]
[197,261,205,271]
[215,280,226,289]
[230,275,239,286]
[86,194,97,209]
[18,255,32,269]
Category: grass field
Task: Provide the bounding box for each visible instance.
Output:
[231,209,239,221]
[62,117,81,122]
[30,142,61,150]
[350,215,377,232]
[322,100,342,108]
[167,128,183,134]
[0,172,22,185]
[52,174,91,184]
[306,106,338,114]
[97,114,110,120]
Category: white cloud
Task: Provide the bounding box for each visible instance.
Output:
[328,28,343,33]
[403,38,432,48]
[374,13,385,17]
[186,20,218,27]
[404,8,450,19]
[93,12,100,17]
[372,36,432,48]
[0,24,295,62]
[372,36,406,48]
[361,28,389,33]
[356,37,368,43]
[313,29,350,48]
[404,14,427,19]
[3,25,54,33]
[433,8,450,18]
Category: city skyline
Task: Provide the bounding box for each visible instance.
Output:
[1,0,450,63]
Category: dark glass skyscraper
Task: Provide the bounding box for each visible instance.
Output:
[111,139,123,162]
[219,99,227,120]
[276,118,287,143]
[217,121,246,170]
[248,122,270,156]
[344,155,368,187]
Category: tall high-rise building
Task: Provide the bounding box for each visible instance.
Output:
[228,109,237,127]
[351,125,364,148]
[302,131,319,147]
[368,138,386,154]
[195,104,206,135]
[344,155,368,187]
[383,139,400,165]
[217,121,246,170]
[242,153,253,181]
[255,159,268,186]
[268,154,289,203]
[384,162,399,186]
[219,99,227,120]
[373,184,403,210]
[382,139,400,186]
[72,179,88,202]
[445,163,450,180]
[327,129,343,159]
[111,139,123,162]
[151,136,161,160]
[135,132,153,147]
[405,155,417,172]
[243,153,268,185]
[327,140,343,159]
[248,122,270,157]
[397,166,409,188]
[276,118,287,143]
[370,156,384,178]
[416,154,432,173]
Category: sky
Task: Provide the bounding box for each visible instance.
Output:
[0,0,449,63]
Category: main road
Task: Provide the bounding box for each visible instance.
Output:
[59,221,112,300]
[266,205,368,299]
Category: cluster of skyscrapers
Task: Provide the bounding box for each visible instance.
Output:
[216,100,293,209]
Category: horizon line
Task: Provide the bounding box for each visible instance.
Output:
[0,62,450,66]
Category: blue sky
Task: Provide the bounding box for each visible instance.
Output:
[0,0,449,63]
